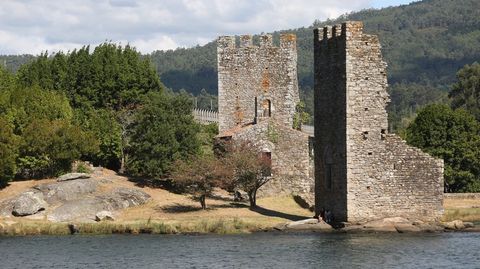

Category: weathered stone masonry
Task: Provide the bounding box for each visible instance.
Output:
[216,34,314,199]
[217,34,299,133]
[314,21,444,222]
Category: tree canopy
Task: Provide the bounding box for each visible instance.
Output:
[405,104,480,192]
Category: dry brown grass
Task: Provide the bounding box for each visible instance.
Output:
[443,196,480,222]
[0,170,313,235]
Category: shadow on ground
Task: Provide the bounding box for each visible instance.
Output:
[160,202,249,213]
[250,206,308,221]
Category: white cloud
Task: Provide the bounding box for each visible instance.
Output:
[0,0,412,55]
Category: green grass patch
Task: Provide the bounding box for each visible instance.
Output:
[0,218,261,236]
[443,208,480,222]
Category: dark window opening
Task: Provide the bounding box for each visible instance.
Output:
[363,131,369,140]
[381,129,386,140]
[364,108,368,111]
[368,152,373,155]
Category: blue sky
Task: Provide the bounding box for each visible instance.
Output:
[0,0,415,55]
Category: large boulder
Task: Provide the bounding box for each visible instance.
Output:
[11,190,47,216]
[34,179,98,204]
[48,198,105,222]
[47,187,150,222]
[57,173,91,182]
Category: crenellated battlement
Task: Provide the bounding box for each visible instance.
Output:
[217,32,299,133]
[314,21,365,42]
[217,33,296,50]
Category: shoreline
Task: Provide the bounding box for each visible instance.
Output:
[1,218,479,236]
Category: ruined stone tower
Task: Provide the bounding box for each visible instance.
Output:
[314,21,444,222]
[217,34,299,133]
[216,34,314,200]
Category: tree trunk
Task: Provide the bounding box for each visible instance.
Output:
[248,190,257,208]
[200,194,206,210]
[119,152,126,174]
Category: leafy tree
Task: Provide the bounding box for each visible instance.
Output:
[293,101,311,130]
[405,104,480,192]
[126,91,201,177]
[18,119,98,178]
[0,116,19,187]
[449,62,480,121]
[226,142,272,208]
[170,156,231,209]
[74,108,122,169]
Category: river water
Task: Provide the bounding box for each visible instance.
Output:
[1,232,479,268]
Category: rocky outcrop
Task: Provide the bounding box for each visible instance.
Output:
[56,173,91,182]
[11,190,47,216]
[0,174,150,222]
[34,178,98,204]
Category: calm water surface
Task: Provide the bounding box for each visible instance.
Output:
[1,232,479,268]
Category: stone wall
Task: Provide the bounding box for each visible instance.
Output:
[314,21,444,223]
[228,120,314,200]
[217,34,299,133]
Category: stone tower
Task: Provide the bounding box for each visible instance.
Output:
[314,21,444,223]
[217,34,299,133]
[216,33,314,201]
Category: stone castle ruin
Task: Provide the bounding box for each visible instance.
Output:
[314,21,444,222]
[215,21,444,222]
[216,34,315,200]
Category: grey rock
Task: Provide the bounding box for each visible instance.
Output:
[95,211,114,222]
[12,190,47,216]
[394,223,421,233]
[48,198,105,222]
[443,220,465,230]
[285,219,333,231]
[0,198,14,217]
[57,173,91,182]
[464,222,475,228]
[100,187,151,210]
[47,187,150,222]
[34,179,98,204]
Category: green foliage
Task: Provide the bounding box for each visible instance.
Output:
[449,62,480,121]
[17,119,98,178]
[0,116,20,186]
[225,142,272,208]
[293,101,311,130]
[170,155,230,209]
[74,108,122,169]
[197,123,219,157]
[0,74,98,178]
[126,91,201,177]
[405,104,480,192]
[388,82,448,134]
[17,43,162,110]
